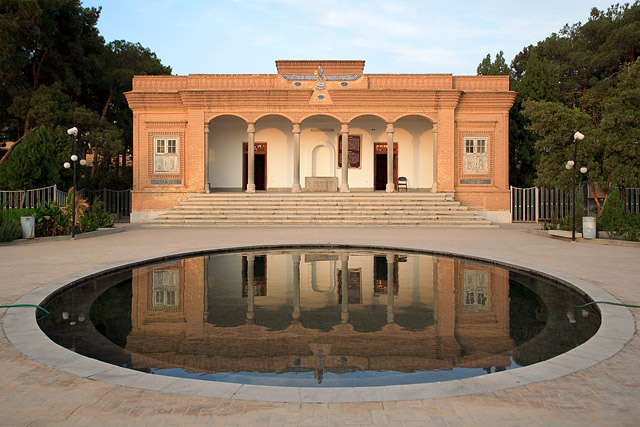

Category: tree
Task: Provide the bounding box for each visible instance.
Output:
[477,51,510,76]
[511,1,640,205]
[0,126,69,192]
[0,1,172,189]
[596,59,640,190]
[523,100,593,191]
[516,51,561,102]
[0,0,104,138]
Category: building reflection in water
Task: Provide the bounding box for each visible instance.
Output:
[125,250,513,383]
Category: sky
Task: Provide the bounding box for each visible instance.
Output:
[82,0,616,76]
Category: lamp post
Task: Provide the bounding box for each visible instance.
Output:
[64,127,87,238]
[565,131,585,242]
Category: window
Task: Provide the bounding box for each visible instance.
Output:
[154,136,179,173]
[338,135,361,168]
[462,136,488,174]
[152,270,179,308]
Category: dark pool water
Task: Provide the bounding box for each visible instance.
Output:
[38,247,600,387]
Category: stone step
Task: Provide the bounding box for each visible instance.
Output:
[149,223,497,228]
[148,192,491,227]
[173,204,467,212]
[188,192,453,197]
[176,199,459,207]
[154,217,492,226]
[160,213,483,221]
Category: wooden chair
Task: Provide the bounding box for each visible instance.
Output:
[398,177,408,191]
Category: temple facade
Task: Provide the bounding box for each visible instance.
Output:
[125,60,516,222]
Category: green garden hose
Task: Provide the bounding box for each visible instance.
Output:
[576,301,640,308]
[0,304,50,320]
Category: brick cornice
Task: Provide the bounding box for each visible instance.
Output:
[457,92,517,110]
[435,90,462,109]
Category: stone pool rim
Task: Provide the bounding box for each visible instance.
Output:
[3,244,634,403]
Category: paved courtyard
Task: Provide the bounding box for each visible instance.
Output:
[1,224,638,426]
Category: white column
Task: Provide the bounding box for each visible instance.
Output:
[386,254,395,324]
[292,124,301,193]
[340,123,350,192]
[204,123,210,193]
[246,123,256,193]
[246,255,255,323]
[386,123,395,192]
[432,124,438,193]
[341,254,349,324]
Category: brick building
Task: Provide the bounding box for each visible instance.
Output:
[125,60,515,222]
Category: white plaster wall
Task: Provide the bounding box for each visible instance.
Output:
[208,116,434,191]
[395,117,434,190]
[347,116,386,189]
[300,117,339,182]
[208,117,245,190]
[256,117,293,190]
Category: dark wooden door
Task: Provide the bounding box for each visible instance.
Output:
[373,143,398,190]
[242,143,267,191]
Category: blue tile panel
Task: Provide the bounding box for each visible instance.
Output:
[460,179,491,185]
[151,179,182,185]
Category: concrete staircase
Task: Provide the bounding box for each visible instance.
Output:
[147,192,496,227]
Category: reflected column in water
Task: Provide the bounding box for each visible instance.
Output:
[292,253,301,324]
[386,254,395,325]
[341,254,349,324]
[246,254,255,324]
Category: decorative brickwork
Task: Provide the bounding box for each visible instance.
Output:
[125,60,516,222]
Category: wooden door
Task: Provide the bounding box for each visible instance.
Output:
[373,143,398,190]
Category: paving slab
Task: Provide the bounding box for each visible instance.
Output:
[1,224,639,425]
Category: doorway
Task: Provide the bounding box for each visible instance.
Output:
[243,142,267,191]
[374,143,398,191]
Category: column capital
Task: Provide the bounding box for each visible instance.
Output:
[386,123,395,133]
[204,123,210,134]
[340,123,349,134]
[292,123,301,133]
[247,123,255,133]
[432,124,438,133]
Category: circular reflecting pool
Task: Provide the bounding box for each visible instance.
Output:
[38,247,600,387]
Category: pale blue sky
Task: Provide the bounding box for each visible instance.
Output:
[83,0,615,75]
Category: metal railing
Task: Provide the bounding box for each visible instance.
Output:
[510,186,538,222]
[81,189,131,221]
[511,186,640,222]
[624,188,640,214]
[0,185,64,209]
[1,185,131,222]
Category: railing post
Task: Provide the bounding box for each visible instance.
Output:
[116,190,121,219]
[533,187,540,222]
[510,186,513,221]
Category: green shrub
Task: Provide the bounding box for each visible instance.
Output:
[79,200,114,232]
[34,201,69,237]
[0,208,36,223]
[599,188,627,239]
[598,188,640,241]
[0,216,22,242]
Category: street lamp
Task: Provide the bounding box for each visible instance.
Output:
[565,131,585,242]
[64,127,86,238]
